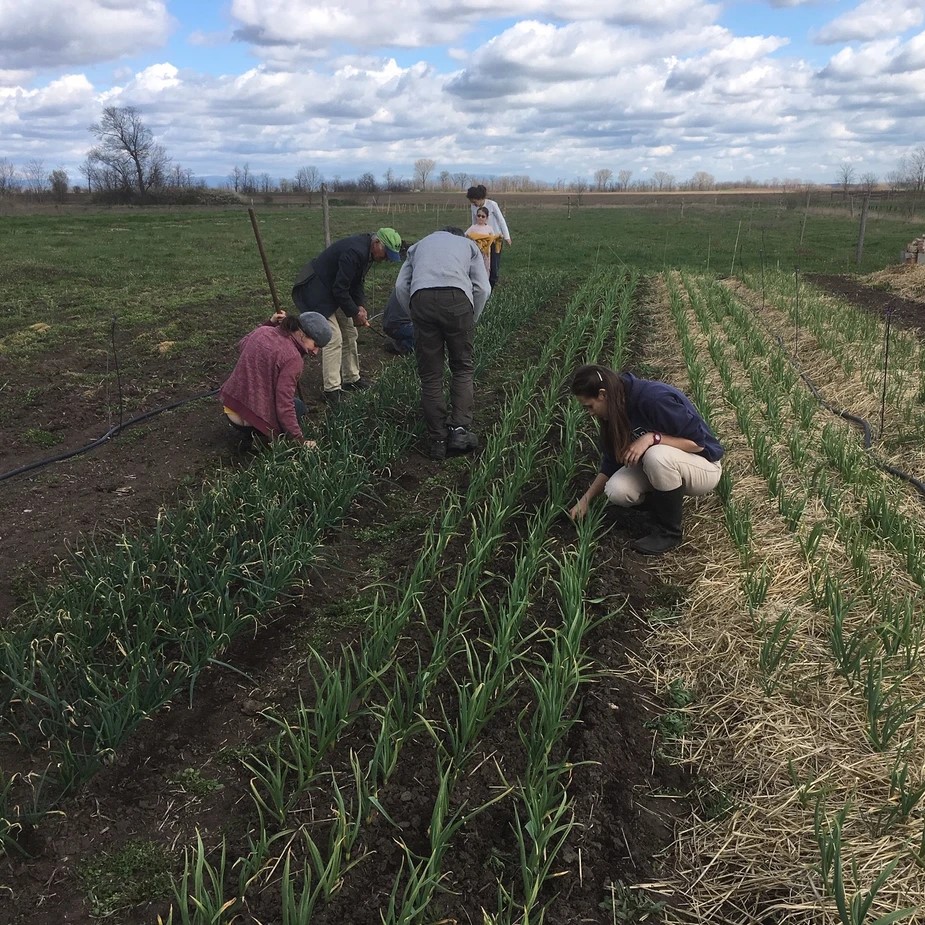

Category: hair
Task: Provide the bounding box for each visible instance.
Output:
[466,184,488,201]
[570,364,631,459]
[440,226,466,236]
[277,315,301,333]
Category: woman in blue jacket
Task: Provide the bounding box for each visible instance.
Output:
[568,364,724,555]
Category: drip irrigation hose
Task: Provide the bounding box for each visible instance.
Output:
[772,333,925,498]
[0,388,220,485]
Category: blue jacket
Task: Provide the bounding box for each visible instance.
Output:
[600,373,723,477]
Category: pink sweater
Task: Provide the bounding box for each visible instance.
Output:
[220,324,305,439]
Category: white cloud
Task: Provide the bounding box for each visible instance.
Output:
[0,0,172,71]
[0,0,924,185]
[814,0,923,44]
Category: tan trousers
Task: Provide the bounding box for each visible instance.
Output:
[604,445,722,506]
[321,309,361,393]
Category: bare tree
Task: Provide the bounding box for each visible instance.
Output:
[572,176,588,205]
[228,165,244,192]
[295,165,322,203]
[89,106,169,200]
[414,158,436,189]
[837,162,856,200]
[617,169,632,191]
[358,171,378,193]
[0,158,18,195]
[23,158,47,196]
[593,168,613,191]
[439,170,451,191]
[652,171,675,192]
[860,172,878,194]
[49,168,69,202]
[690,170,715,191]
[452,171,469,190]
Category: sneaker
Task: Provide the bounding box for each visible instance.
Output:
[323,389,344,406]
[427,439,447,460]
[447,426,479,452]
[342,377,373,391]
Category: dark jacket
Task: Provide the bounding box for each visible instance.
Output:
[382,289,410,337]
[291,233,373,319]
[600,373,724,477]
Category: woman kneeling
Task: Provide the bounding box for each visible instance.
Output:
[568,364,724,555]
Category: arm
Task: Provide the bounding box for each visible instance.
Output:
[470,247,491,322]
[331,250,365,317]
[275,360,307,441]
[569,472,608,521]
[394,259,413,313]
[622,432,703,467]
[491,202,511,243]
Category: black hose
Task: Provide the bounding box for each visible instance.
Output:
[773,334,925,497]
[0,388,219,485]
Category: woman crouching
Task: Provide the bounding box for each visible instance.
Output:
[568,364,724,555]
[220,311,332,448]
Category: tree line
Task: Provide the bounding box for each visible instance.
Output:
[2,106,924,205]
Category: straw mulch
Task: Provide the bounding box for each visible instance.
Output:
[619,274,925,923]
[862,265,925,301]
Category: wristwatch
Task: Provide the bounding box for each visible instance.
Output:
[651,432,662,445]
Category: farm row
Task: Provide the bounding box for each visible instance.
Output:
[3,204,925,922]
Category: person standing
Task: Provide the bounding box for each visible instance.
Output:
[291,227,402,404]
[465,206,500,278]
[466,184,511,288]
[394,228,490,460]
[220,311,333,448]
[568,364,724,555]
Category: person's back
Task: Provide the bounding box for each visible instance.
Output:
[398,231,490,321]
[395,230,490,460]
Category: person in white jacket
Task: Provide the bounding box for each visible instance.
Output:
[395,228,490,460]
[466,184,511,287]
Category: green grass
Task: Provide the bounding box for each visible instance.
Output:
[76,839,173,917]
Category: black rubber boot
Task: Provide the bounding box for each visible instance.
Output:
[632,487,684,555]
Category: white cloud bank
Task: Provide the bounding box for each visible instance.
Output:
[0,0,924,184]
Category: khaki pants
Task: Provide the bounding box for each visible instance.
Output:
[321,309,361,393]
[604,445,722,506]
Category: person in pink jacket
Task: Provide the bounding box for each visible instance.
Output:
[220,311,332,448]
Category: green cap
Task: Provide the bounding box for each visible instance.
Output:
[376,227,402,261]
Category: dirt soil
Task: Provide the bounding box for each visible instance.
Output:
[806,266,925,331]
[1,308,696,923]
[5,271,925,922]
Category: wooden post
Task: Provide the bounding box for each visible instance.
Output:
[321,184,331,246]
[856,194,870,267]
[800,190,810,245]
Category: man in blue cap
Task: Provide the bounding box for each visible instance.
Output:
[291,227,402,403]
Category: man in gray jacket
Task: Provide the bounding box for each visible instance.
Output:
[394,228,490,460]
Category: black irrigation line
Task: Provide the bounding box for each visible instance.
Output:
[0,318,219,485]
[771,336,925,499]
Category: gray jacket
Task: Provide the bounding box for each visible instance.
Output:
[395,231,490,322]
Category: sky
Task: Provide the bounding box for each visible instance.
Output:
[1,0,924,187]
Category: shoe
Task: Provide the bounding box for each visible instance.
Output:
[323,389,344,406]
[447,426,479,452]
[631,487,684,555]
[427,439,447,460]
[342,377,373,391]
